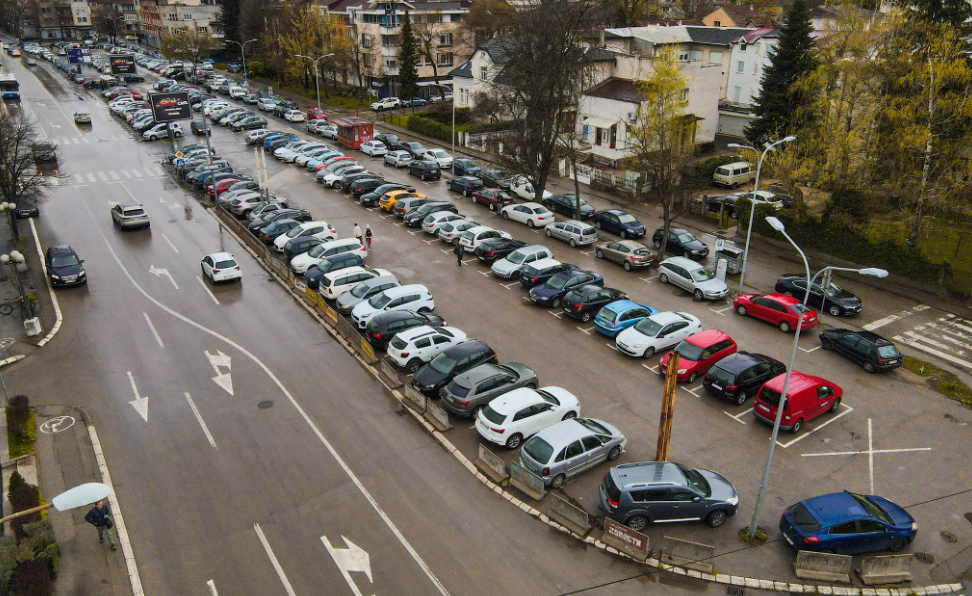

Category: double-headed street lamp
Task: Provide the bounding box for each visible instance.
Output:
[226,38,259,84]
[746,215,888,540]
[295,52,335,111]
[726,136,796,294]
[107,15,127,45]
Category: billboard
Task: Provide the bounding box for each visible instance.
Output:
[67,48,90,64]
[149,92,191,123]
[109,54,136,75]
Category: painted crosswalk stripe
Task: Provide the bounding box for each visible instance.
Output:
[109,171,120,180]
[151,165,164,176]
[122,170,132,179]
[86,173,97,183]
[131,168,143,178]
[98,172,109,181]
[81,137,90,144]
[74,174,84,183]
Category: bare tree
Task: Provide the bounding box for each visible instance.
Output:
[0,0,31,37]
[161,29,217,74]
[414,19,448,86]
[462,0,516,50]
[0,114,59,222]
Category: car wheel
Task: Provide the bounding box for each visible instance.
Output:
[620,231,628,239]
[418,307,431,313]
[828,304,843,317]
[545,229,552,237]
[735,391,748,406]
[608,445,622,461]
[471,404,485,420]
[706,510,728,528]
[821,338,834,350]
[505,433,523,450]
[623,261,632,271]
[502,211,509,220]
[595,221,602,229]
[550,474,566,489]
[736,305,747,316]
[791,418,804,433]
[643,347,655,359]
[688,371,698,383]
[595,249,605,259]
[863,361,876,373]
[471,195,478,204]
[406,358,422,373]
[653,239,661,248]
[581,312,591,323]
[889,537,909,552]
[562,411,577,421]
[552,298,562,309]
[829,397,842,413]
[694,289,704,301]
[784,291,794,297]
[731,182,739,189]
[625,516,649,532]
[779,321,791,333]
[569,238,577,247]
[463,189,470,197]
[511,270,521,280]
[659,273,669,284]
[527,220,535,228]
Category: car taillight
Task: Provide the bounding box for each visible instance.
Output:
[542,467,550,476]
[489,427,505,434]
[371,332,381,339]
[455,399,469,406]
[573,304,582,309]
[802,536,819,544]
[531,277,538,283]
[632,256,643,261]
[400,352,409,357]
[212,269,220,274]
[725,385,738,391]
[488,252,495,258]
[607,497,618,508]
[877,359,885,365]
[611,321,616,329]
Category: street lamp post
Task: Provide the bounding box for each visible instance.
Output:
[747,215,889,540]
[726,136,796,294]
[295,53,335,111]
[142,23,162,49]
[108,15,127,45]
[226,38,258,85]
[0,250,32,321]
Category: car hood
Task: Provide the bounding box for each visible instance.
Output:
[828,290,862,305]
[336,293,365,311]
[623,222,646,233]
[682,239,708,253]
[616,326,652,345]
[696,278,728,293]
[491,259,519,273]
[52,263,84,277]
[411,364,450,390]
[698,469,737,502]
[290,252,317,267]
[867,495,914,527]
[530,284,566,299]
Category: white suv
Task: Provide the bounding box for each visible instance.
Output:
[351,284,435,329]
[272,220,337,253]
[387,326,468,372]
[370,97,401,111]
[319,266,393,300]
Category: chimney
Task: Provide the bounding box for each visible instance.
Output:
[599,26,605,47]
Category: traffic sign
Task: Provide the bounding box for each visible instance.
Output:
[175,151,184,158]
[175,158,185,167]
[715,239,725,252]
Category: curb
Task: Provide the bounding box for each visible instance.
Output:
[0,354,25,368]
[28,218,63,348]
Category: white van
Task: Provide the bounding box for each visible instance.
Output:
[713,162,755,189]
[319,266,393,300]
[228,86,246,99]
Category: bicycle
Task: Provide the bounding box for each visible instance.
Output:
[0,295,24,316]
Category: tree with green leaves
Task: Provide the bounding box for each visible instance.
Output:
[901,0,972,33]
[744,0,817,145]
[398,9,419,102]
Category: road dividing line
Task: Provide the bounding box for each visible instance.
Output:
[253,524,298,596]
[206,580,219,595]
[197,277,220,305]
[161,233,179,254]
[185,393,217,449]
[143,312,164,348]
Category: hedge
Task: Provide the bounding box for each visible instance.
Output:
[406,115,456,143]
[0,519,59,595]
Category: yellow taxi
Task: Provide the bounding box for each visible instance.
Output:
[379,190,425,212]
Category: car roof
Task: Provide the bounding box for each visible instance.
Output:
[685,329,731,347]
[207,252,234,261]
[455,363,502,385]
[612,461,687,488]
[603,299,644,313]
[48,245,75,255]
[528,257,562,269]
[800,492,875,526]
[615,240,648,249]
[831,329,894,345]
[760,293,802,306]
[764,370,832,394]
[322,265,370,280]
[648,311,693,325]
[712,351,769,374]
[118,201,142,209]
[488,387,542,415]
[465,226,493,234]
[662,256,702,269]
[396,325,450,343]
[382,284,429,297]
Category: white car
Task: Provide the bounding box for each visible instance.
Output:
[360,141,388,156]
[201,252,241,283]
[203,102,230,117]
[257,98,277,112]
[437,220,480,244]
[289,239,367,274]
[510,175,553,201]
[274,141,312,161]
[500,202,555,229]
[459,226,511,250]
[422,212,467,235]
[143,123,183,140]
[615,311,703,359]
[273,220,338,253]
[475,387,581,449]
[318,266,393,300]
[284,109,306,122]
[246,128,272,142]
[387,325,469,372]
[384,150,412,167]
[323,166,365,188]
[350,284,435,329]
[287,144,328,164]
[318,124,339,139]
[295,147,333,167]
[422,148,453,169]
[370,97,401,111]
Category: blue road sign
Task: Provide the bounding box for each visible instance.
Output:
[68,48,90,64]
[174,158,186,167]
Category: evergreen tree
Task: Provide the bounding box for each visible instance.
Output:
[744,0,817,145]
[220,0,242,51]
[398,9,419,101]
[905,0,972,34]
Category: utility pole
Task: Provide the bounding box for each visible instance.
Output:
[655,353,679,461]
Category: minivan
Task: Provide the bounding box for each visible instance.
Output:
[713,161,755,188]
[753,372,842,433]
[518,258,578,289]
[351,284,435,329]
[491,245,555,280]
[319,266,393,301]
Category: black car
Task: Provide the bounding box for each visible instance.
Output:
[190,120,211,136]
[121,73,145,83]
[403,201,457,227]
[350,177,387,198]
[248,209,312,234]
[561,286,627,323]
[528,269,604,308]
[273,99,298,117]
[593,209,646,239]
[283,236,325,260]
[360,183,415,207]
[401,141,427,159]
[408,160,441,181]
[365,310,447,351]
[481,168,511,189]
[15,198,39,219]
[820,329,902,372]
[303,253,365,289]
[453,158,481,177]
[256,218,300,244]
[447,176,484,196]
[705,194,740,218]
[543,194,596,220]
[410,340,498,398]
[45,245,86,287]
[774,274,863,316]
[652,227,709,259]
[702,352,787,405]
[474,238,527,265]
[374,133,401,150]
[340,172,379,193]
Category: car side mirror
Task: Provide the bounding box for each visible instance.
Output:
[80,259,85,264]
[693,496,701,502]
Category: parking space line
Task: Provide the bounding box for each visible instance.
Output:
[580,250,593,255]
[578,326,593,335]
[463,258,476,264]
[440,249,452,254]
[522,296,531,302]
[639,276,653,284]
[424,239,436,245]
[776,403,855,449]
[642,363,659,373]
[605,343,618,351]
[799,346,821,354]
[680,384,702,397]
[479,270,490,277]
[532,229,542,234]
[408,230,420,235]
[501,282,518,289]
[549,311,563,319]
[723,407,753,425]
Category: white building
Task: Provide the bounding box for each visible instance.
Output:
[449,36,513,109]
[718,28,779,138]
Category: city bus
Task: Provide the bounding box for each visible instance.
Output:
[0,72,20,100]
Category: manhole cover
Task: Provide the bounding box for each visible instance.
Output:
[258,400,274,409]
[942,532,958,543]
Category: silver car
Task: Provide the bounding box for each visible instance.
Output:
[335,275,401,314]
[519,418,626,488]
[490,245,554,280]
[437,220,480,245]
[657,256,730,301]
[440,362,539,419]
[111,201,150,229]
[596,240,655,271]
[545,220,598,247]
[422,212,467,235]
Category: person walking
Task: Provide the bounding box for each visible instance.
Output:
[353,223,363,244]
[454,242,464,267]
[84,500,117,551]
[364,225,373,250]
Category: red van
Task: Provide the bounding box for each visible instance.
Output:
[753,372,842,433]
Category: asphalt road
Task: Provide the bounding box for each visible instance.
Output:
[5,50,972,592]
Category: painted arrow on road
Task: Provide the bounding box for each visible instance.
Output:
[321,535,373,596]
[149,265,179,289]
[205,350,233,395]
[127,371,149,422]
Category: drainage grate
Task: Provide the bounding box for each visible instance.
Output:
[727,587,745,596]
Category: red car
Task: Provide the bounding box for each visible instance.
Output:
[660,329,737,382]
[734,293,818,333]
[307,107,328,120]
[472,188,516,212]
[208,178,241,197]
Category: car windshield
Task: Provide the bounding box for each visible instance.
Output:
[849,492,893,524]
[482,405,505,425]
[350,281,372,298]
[576,418,609,435]
[522,437,554,464]
[823,282,844,296]
[546,274,571,290]
[285,226,304,238]
[507,251,528,265]
[788,303,813,314]
[429,352,458,374]
[692,268,715,282]
[617,213,638,224]
[633,318,663,337]
[680,466,711,497]
[677,233,697,244]
[52,255,79,267]
[368,293,392,309]
[674,341,705,361]
[877,345,900,359]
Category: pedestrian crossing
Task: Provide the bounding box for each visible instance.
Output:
[70,166,166,185]
[52,134,132,145]
[894,313,972,372]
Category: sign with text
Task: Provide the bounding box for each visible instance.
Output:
[68,48,90,64]
[149,91,191,123]
[603,518,649,560]
[109,54,136,74]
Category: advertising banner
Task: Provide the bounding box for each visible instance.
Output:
[109,54,136,74]
[149,92,192,123]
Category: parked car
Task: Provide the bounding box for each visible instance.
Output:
[615,311,702,359]
[370,97,401,111]
[819,329,902,373]
[351,284,435,329]
[545,220,598,248]
[360,183,416,208]
[481,168,511,189]
[45,245,87,287]
[593,209,646,239]
[594,300,659,337]
[283,236,325,260]
[364,310,446,350]
[110,201,150,230]
[200,252,241,283]
[520,418,626,488]
[408,160,441,181]
[474,238,527,265]
[779,492,917,555]
[490,245,555,280]
[291,238,367,274]
[753,372,842,433]
[437,220,481,245]
[453,158,481,177]
[734,293,818,333]
[459,226,511,251]
[599,461,739,531]
[384,150,413,168]
[401,141,429,159]
[387,326,469,372]
[283,109,305,122]
[518,258,577,289]
[596,240,654,271]
[510,175,553,201]
[561,286,627,323]
[190,120,211,135]
[705,194,741,218]
[447,176,484,197]
[411,340,498,398]
[501,202,555,229]
[360,141,388,156]
[391,196,432,218]
[440,363,539,419]
[657,257,729,301]
[401,97,427,107]
[422,212,468,236]
[475,386,580,450]
[471,188,516,212]
[143,123,183,141]
[334,274,401,314]
[659,330,738,383]
[306,107,327,120]
[529,270,604,309]
[543,194,595,219]
[775,274,864,317]
[703,352,787,405]
[304,253,366,290]
[375,133,401,149]
[652,228,710,259]
[403,202,457,228]
[256,218,301,245]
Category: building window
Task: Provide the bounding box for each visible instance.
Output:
[709,51,722,64]
[740,41,747,51]
[439,33,452,46]
[677,50,689,62]
[363,54,374,67]
[361,34,372,47]
[183,13,192,19]
[480,66,487,80]
[681,88,689,101]
[437,52,453,66]
[732,86,741,102]
[736,60,745,73]
[197,26,207,33]
[713,20,721,26]
[385,59,397,68]
[689,50,702,62]
[381,35,398,46]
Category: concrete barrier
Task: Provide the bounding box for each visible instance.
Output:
[424,399,451,431]
[602,518,649,561]
[509,462,544,501]
[548,495,590,537]
[355,336,378,364]
[661,536,716,575]
[793,550,853,583]
[858,554,914,585]
[475,444,508,483]
[379,358,403,388]
[402,385,427,413]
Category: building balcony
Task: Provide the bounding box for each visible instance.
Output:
[380,24,400,33]
[381,46,398,57]
[384,66,399,76]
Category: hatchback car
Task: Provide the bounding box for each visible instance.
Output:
[599,461,739,531]
[364,310,446,350]
[593,209,646,239]
[404,202,457,228]
[200,252,241,283]
[520,418,626,488]
[703,352,787,405]
[471,188,516,212]
[319,267,394,301]
[423,148,453,169]
[545,220,598,247]
[361,183,416,207]
[448,176,484,197]
[594,300,659,338]
[303,253,365,289]
[491,245,555,280]
[408,160,441,181]
[437,220,481,245]
[453,159,481,177]
[652,228,709,259]
[779,491,916,555]
[775,274,864,317]
[501,203,555,229]
[658,257,729,301]
[475,387,580,449]
[561,286,627,323]
[735,293,818,333]
[440,363,539,419]
[384,150,413,168]
[411,340,498,398]
[543,194,595,219]
[45,245,87,287]
[474,238,527,265]
[529,270,603,309]
[351,284,435,329]
[660,330,737,383]
[423,212,468,236]
[360,141,388,156]
[387,326,469,372]
[819,329,902,372]
[459,226,511,251]
[596,240,654,271]
[110,201,150,230]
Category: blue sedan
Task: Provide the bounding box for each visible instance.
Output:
[528,270,603,308]
[593,209,646,239]
[593,300,659,337]
[780,491,917,555]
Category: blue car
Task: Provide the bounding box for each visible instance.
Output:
[779,491,917,555]
[528,270,603,308]
[593,300,659,337]
[593,209,647,239]
[306,150,343,171]
[453,158,481,177]
[263,133,297,149]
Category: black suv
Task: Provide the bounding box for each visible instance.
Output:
[45,245,87,287]
[702,352,787,405]
[350,177,388,198]
[403,201,457,228]
[819,329,902,372]
[543,194,596,219]
[775,274,863,317]
[408,160,441,181]
[561,286,627,323]
[360,183,415,207]
[304,253,365,289]
[248,209,312,234]
[273,99,298,117]
[365,310,447,351]
[410,340,498,398]
[190,120,211,136]
[651,227,709,259]
[447,176,484,196]
[474,238,527,265]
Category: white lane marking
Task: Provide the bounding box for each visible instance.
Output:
[123,169,132,179]
[109,170,120,180]
[605,343,618,352]
[185,393,217,449]
[548,311,563,318]
[126,371,149,422]
[74,174,84,183]
[863,304,931,331]
[440,249,451,254]
[522,296,531,302]
[149,265,179,289]
[253,524,297,596]
[799,346,822,354]
[680,384,702,397]
[479,270,489,277]
[206,580,219,595]
[161,233,180,254]
[501,281,518,288]
[580,250,593,255]
[86,172,97,183]
[904,330,960,353]
[83,201,452,596]
[776,403,855,449]
[98,171,108,181]
[143,312,164,348]
[578,326,593,335]
[643,364,659,373]
[723,407,753,425]
[197,277,220,305]
[639,276,652,284]
[131,168,142,178]
[896,334,972,370]
[82,137,90,144]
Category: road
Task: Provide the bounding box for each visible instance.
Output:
[5,49,972,592]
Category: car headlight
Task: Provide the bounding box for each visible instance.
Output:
[677,369,687,374]
[911,522,918,531]
[51,274,61,280]
[79,271,86,278]
[727,496,739,506]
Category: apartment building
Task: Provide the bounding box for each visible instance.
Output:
[26,0,94,40]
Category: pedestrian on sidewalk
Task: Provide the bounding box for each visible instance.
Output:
[84,500,117,551]
[454,243,464,267]
[364,225,373,250]
[353,223,363,244]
